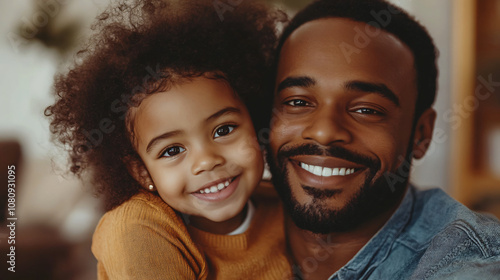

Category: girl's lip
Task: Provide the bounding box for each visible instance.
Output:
[191,176,241,202]
[192,176,237,194]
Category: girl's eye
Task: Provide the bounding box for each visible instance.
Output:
[214,125,235,138]
[161,146,186,157]
[285,99,309,107]
[355,108,382,115]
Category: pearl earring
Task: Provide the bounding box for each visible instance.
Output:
[148,184,154,191]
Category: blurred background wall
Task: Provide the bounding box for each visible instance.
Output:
[0,0,498,279]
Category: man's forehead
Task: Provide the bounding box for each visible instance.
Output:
[281,17,412,63]
[276,17,417,103]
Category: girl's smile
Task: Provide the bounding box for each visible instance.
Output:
[191,175,241,202]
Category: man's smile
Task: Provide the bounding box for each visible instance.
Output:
[288,155,369,189]
[299,163,357,177]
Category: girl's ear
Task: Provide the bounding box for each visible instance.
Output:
[412,108,437,160]
[123,156,154,191]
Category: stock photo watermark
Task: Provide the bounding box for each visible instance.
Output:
[4,165,18,273]
[339,4,401,63]
[443,74,500,130]
[383,72,500,192]
[80,64,163,151]
[213,0,244,22]
[7,0,69,53]
[283,234,336,280]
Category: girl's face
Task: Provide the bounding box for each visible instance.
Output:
[131,77,264,224]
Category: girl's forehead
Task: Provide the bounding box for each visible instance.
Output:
[129,76,248,142]
[140,77,241,112]
[127,76,239,121]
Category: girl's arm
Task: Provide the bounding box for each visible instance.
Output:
[92,194,208,280]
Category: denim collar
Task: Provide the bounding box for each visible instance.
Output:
[329,186,415,280]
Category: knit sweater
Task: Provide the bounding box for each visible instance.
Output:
[91,183,292,279]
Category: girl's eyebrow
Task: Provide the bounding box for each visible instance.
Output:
[205,106,241,123]
[146,130,182,154]
[145,107,241,154]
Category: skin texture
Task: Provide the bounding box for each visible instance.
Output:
[268,18,436,278]
[128,77,264,234]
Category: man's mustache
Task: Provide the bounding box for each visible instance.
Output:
[276,143,381,171]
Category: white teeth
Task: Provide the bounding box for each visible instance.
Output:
[313,166,322,176]
[299,163,357,177]
[308,165,315,173]
[322,167,332,176]
[198,179,231,194]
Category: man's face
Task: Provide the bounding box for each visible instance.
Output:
[268,18,421,233]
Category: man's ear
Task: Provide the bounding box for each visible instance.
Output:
[123,155,154,190]
[412,108,436,160]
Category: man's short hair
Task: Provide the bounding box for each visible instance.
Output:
[275,0,438,118]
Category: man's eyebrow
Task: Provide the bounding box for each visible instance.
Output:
[276,76,316,94]
[205,106,241,123]
[146,130,182,154]
[345,80,400,107]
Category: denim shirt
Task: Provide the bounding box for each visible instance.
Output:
[327,185,500,280]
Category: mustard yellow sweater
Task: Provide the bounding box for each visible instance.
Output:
[92,184,292,279]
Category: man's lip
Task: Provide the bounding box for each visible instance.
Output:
[191,176,237,194]
[289,155,366,170]
[287,155,369,189]
[290,160,367,189]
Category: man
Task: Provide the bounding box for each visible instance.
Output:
[266,0,500,279]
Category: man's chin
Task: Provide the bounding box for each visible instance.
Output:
[286,187,369,234]
[288,201,356,234]
[276,172,408,234]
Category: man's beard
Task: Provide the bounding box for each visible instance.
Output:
[266,143,410,234]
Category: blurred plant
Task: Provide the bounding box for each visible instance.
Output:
[13,0,84,55]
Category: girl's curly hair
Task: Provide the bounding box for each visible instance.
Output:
[45,0,285,210]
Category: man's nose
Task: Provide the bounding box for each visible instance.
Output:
[301,107,352,146]
[191,146,225,175]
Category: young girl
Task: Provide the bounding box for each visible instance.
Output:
[45,0,291,279]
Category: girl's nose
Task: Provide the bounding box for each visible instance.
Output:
[191,148,225,175]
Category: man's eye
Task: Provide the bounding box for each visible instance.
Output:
[285,99,309,107]
[355,108,381,115]
[161,146,185,157]
[214,125,236,138]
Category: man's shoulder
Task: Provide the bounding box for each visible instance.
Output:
[407,187,500,279]
[404,187,496,241]
[411,186,500,236]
